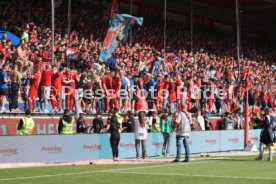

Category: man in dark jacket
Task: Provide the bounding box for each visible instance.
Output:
[256,108,274,161]
[90,112,104,133]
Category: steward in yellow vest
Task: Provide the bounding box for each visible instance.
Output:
[17,110,35,135]
[58,109,74,134]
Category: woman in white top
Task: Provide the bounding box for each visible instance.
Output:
[135,111,148,159]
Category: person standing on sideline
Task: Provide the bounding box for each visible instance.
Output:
[196,109,205,131]
[151,111,161,133]
[173,104,192,162]
[256,108,276,161]
[135,111,148,159]
[58,109,75,134]
[109,115,121,161]
[17,110,35,135]
[160,110,173,156]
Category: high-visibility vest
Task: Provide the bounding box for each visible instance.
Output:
[19,117,35,135]
[116,114,123,133]
[151,117,161,133]
[60,118,74,134]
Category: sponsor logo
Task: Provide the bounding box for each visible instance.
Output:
[249,137,258,141]
[152,142,163,147]
[228,138,239,143]
[0,148,17,156]
[205,139,217,145]
[120,143,135,149]
[41,146,62,153]
[83,144,101,151]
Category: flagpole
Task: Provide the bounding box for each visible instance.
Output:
[67,0,72,69]
[51,0,55,64]
[164,0,167,60]
[129,0,133,46]
[236,0,241,84]
[190,0,193,53]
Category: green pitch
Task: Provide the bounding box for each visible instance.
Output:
[0,155,275,184]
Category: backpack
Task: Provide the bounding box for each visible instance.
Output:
[177,112,192,133]
[268,115,276,131]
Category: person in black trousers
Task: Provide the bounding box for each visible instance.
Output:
[109,115,121,161]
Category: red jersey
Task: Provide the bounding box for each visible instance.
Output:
[260,90,266,101]
[31,71,41,88]
[187,80,194,91]
[176,79,182,87]
[113,77,121,91]
[42,50,50,61]
[40,70,53,86]
[64,70,77,89]
[29,71,41,97]
[104,75,113,90]
[51,71,63,90]
[30,31,37,43]
[163,79,169,91]
[168,81,176,94]
[268,92,273,103]
[155,81,165,94]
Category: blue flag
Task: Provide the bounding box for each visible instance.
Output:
[99,14,143,63]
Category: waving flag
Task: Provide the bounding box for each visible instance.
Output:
[99,14,143,63]
[66,48,79,61]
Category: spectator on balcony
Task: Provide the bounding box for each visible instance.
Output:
[0,63,9,112]
[9,64,21,112]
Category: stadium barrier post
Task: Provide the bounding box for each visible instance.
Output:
[244,90,249,148]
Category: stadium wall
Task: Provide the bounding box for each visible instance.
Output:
[0,117,222,136]
[0,130,261,163]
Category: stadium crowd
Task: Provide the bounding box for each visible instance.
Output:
[0,0,275,132]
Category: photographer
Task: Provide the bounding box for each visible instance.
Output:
[76,113,89,134]
[220,112,235,130]
[256,108,276,161]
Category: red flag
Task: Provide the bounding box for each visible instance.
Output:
[110,0,119,18]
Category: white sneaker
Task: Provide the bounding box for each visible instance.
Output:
[1,108,6,113]
[44,109,49,113]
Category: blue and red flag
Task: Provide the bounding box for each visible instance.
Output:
[99,14,143,63]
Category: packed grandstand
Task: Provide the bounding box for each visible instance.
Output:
[0,0,275,128]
